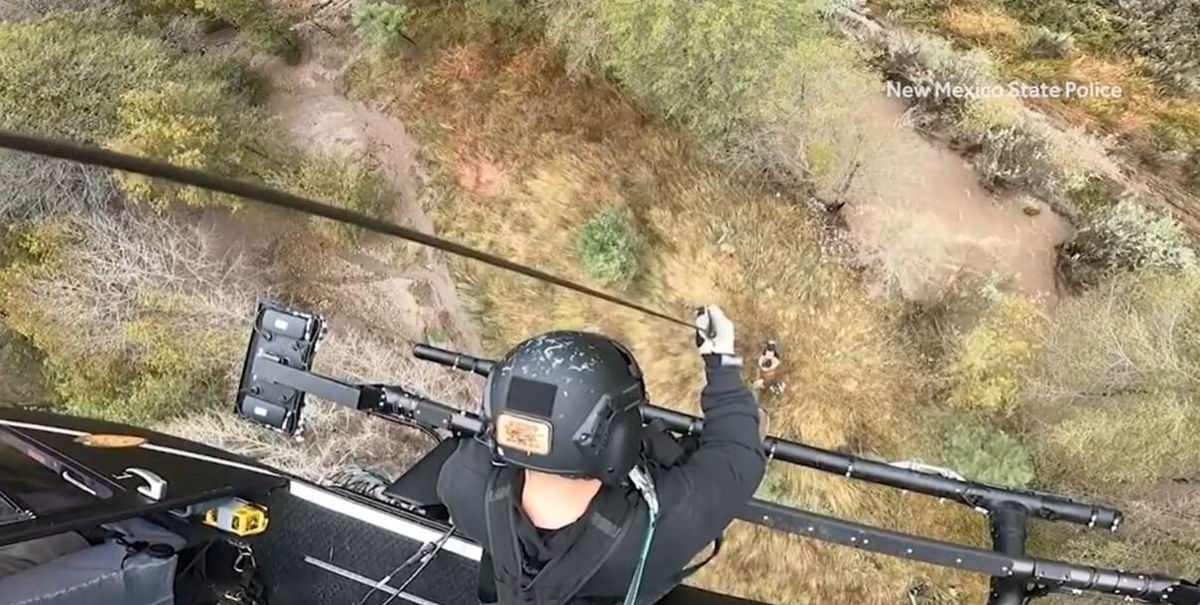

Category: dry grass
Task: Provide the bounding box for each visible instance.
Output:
[348,6,992,601]
[158,400,430,480]
[939,5,1023,48]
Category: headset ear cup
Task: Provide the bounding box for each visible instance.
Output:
[599,406,642,484]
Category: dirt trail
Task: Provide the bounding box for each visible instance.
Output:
[259,35,481,352]
[843,95,1072,301]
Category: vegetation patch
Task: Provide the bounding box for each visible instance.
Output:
[385,5,979,601]
[268,153,391,245]
[541,0,878,194]
[940,415,1035,487]
[133,0,300,61]
[1063,198,1197,287]
[0,16,269,211]
[1022,26,1074,59]
[112,81,267,209]
[575,209,641,288]
[1027,272,1200,490]
[947,295,1042,416]
[0,212,255,423]
[352,2,413,51]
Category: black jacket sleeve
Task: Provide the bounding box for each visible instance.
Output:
[435,436,493,544]
[649,359,766,565]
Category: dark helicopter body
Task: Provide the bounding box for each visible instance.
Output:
[0,408,755,605]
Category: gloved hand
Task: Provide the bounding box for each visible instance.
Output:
[694,305,736,356]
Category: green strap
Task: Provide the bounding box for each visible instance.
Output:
[624,466,660,605]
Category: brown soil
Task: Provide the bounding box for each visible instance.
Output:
[842,95,1072,301]
[256,33,481,352]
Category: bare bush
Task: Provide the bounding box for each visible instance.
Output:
[537,0,606,76]
[1028,274,1200,406]
[313,324,480,406]
[0,151,118,221]
[25,209,258,354]
[2,205,271,421]
[975,124,1062,195]
[733,36,878,197]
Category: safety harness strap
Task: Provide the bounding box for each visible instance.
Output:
[483,466,637,605]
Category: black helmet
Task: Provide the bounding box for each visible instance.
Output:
[483,331,645,485]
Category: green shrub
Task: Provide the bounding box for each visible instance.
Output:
[0,16,262,139]
[111,81,267,209]
[351,2,413,50]
[974,123,1060,194]
[1064,173,1121,213]
[882,33,996,115]
[200,0,299,59]
[1023,26,1074,59]
[957,97,1023,138]
[594,0,831,143]
[1110,0,1200,95]
[546,0,877,191]
[1063,198,1197,286]
[0,16,273,211]
[0,17,244,141]
[575,209,641,287]
[940,416,1035,487]
[947,295,1042,416]
[269,154,391,245]
[1002,0,1123,48]
[1006,0,1198,93]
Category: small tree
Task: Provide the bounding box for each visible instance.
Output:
[947,295,1043,415]
[595,0,830,142]
[941,416,1035,487]
[110,81,266,209]
[351,2,413,51]
[575,209,641,288]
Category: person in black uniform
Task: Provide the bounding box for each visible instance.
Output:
[437,306,766,605]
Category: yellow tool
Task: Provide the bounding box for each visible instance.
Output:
[203,498,269,537]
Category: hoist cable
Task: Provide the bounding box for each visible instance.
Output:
[0,131,695,331]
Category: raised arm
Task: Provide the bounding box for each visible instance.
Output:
[652,307,767,557]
